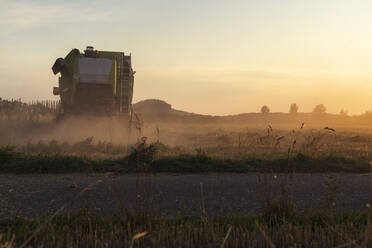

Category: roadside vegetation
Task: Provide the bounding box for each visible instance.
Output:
[0,137,369,174]
[0,210,370,247]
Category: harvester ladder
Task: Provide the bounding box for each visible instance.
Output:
[117,53,133,115]
[119,54,124,113]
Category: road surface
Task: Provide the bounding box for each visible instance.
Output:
[0,173,370,218]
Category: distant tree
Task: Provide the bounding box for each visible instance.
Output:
[362,110,372,120]
[260,105,270,114]
[312,104,326,114]
[339,109,348,117]
[289,103,299,114]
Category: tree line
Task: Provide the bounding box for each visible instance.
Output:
[260,103,348,116]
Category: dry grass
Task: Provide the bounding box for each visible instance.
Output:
[0,209,370,247]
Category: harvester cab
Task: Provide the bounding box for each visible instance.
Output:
[52,46,135,117]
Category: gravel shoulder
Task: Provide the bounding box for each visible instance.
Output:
[0,173,370,218]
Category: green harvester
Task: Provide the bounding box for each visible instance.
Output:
[52,46,135,116]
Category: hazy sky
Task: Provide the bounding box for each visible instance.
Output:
[1,0,372,115]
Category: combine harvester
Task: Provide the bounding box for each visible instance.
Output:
[52,46,135,117]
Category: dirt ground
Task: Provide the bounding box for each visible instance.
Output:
[0,173,370,218]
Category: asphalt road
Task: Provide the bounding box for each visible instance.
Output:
[0,173,370,218]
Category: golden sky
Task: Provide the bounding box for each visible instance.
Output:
[1,0,372,115]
